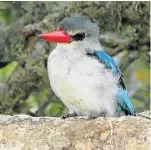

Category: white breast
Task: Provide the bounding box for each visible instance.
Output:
[47,45,120,117]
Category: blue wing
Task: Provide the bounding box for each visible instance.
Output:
[91,50,134,115]
[95,50,121,76]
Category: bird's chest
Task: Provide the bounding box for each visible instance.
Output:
[48,51,105,83]
[48,53,71,77]
[47,50,104,98]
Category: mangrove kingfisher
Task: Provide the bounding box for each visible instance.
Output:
[39,17,134,118]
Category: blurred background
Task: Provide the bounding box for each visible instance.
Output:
[0,1,150,117]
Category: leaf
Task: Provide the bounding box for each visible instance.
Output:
[0,61,18,82]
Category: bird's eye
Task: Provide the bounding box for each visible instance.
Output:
[71,33,85,41]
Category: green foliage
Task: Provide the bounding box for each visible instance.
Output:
[45,103,67,117]
[0,1,149,116]
[26,95,37,113]
[0,61,18,82]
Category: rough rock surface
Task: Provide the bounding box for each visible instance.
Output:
[0,115,150,150]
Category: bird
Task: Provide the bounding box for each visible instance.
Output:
[39,17,135,118]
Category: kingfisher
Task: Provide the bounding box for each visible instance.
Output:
[39,17,134,118]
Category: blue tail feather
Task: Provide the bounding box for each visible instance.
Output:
[116,88,134,115]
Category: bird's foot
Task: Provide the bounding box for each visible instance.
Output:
[87,116,98,119]
[61,113,77,119]
[87,112,106,119]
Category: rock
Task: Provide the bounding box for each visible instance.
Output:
[0,115,150,150]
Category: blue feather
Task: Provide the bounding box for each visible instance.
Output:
[95,50,120,76]
[116,88,134,115]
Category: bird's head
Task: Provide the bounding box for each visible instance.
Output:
[39,17,101,51]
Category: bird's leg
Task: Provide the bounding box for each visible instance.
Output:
[87,116,98,119]
[87,112,106,119]
[61,113,77,119]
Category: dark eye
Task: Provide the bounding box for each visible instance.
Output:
[71,33,85,41]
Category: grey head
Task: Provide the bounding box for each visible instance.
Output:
[58,17,100,41]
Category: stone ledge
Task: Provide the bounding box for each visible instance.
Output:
[0,115,150,150]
